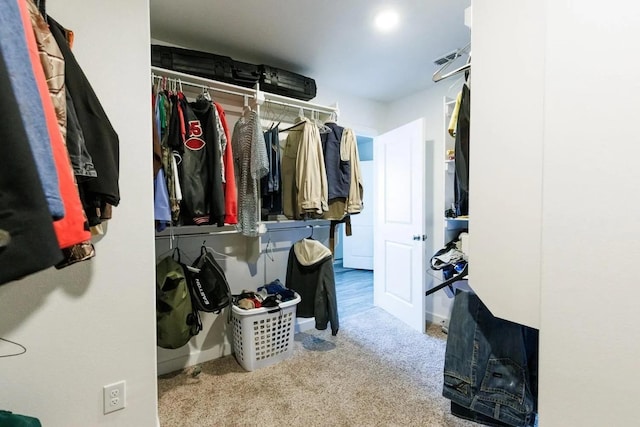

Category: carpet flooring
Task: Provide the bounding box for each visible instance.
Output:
[157,306,475,427]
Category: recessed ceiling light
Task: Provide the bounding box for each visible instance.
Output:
[374,9,400,33]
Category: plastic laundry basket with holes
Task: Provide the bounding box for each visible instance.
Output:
[231,293,301,371]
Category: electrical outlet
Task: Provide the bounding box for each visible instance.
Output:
[103,381,126,414]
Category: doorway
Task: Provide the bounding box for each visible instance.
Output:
[333,135,375,319]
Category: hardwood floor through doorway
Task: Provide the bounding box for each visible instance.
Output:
[334,260,373,320]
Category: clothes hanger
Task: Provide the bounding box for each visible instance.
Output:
[314,111,331,134]
[242,95,253,117]
[280,108,307,132]
[0,337,27,358]
[156,245,181,261]
[202,242,231,260]
[425,264,468,296]
[263,233,275,262]
[197,86,212,102]
[306,225,315,240]
[326,111,338,123]
[432,42,471,83]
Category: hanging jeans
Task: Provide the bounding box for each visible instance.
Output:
[443,291,539,427]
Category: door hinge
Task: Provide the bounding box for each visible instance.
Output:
[413,235,427,241]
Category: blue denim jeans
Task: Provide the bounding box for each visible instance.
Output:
[443,291,538,427]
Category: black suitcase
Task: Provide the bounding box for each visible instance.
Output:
[230,60,262,88]
[151,45,234,83]
[259,65,317,101]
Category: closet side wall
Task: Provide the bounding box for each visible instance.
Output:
[539,1,640,424]
[471,0,640,424]
[0,2,158,426]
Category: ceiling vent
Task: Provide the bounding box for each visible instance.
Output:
[433,50,460,66]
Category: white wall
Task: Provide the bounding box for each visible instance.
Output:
[539,1,640,425]
[314,85,386,137]
[470,1,640,425]
[384,80,465,326]
[0,2,158,426]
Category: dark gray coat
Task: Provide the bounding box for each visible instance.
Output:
[285,239,339,335]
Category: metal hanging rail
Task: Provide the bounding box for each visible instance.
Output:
[151,66,338,119]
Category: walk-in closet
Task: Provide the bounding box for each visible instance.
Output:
[2,1,640,426]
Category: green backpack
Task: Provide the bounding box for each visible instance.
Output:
[156,251,201,349]
[0,411,41,427]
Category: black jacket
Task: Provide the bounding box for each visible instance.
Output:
[177,98,225,226]
[49,16,120,225]
[285,239,339,335]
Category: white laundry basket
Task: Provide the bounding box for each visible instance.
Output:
[231,293,301,371]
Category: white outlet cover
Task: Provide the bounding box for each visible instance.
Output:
[103,381,126,414]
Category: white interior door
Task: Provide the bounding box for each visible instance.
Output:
[373,119,427,333]
[343,161,374,270]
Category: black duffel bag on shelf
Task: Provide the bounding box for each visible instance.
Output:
[151,44,317,100]
[259,64,317,101]
[151,44,235,83]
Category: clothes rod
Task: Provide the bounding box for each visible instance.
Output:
[262,97,337,116]
[155,229,240,239]
[152,73,250,99]
[265,224,330,233]
[151,66,255,96]
[433,62,471,83]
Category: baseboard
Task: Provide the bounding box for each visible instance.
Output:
[295,317,315,333]
[426,311,450,332]
[158,318,315,375]
[157,342,234,376]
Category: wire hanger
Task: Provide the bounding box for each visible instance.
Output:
[425,264,469,296]
[314,111,331,134]
[263,233,275,262]
[280,108,307,132]
[432,42,471,83]
[202,241,230,260]
[0,337,27,358]
[156,239,181,260]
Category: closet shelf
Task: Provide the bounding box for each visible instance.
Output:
[151,66,339,119]
[445,217,469,231]
[154,220,331,239]
[155,225,239,239]
[263,219,330,232]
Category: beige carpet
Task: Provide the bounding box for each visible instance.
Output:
[158,307,476,427]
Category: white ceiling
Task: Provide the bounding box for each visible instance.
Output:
[150,0,471,103]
